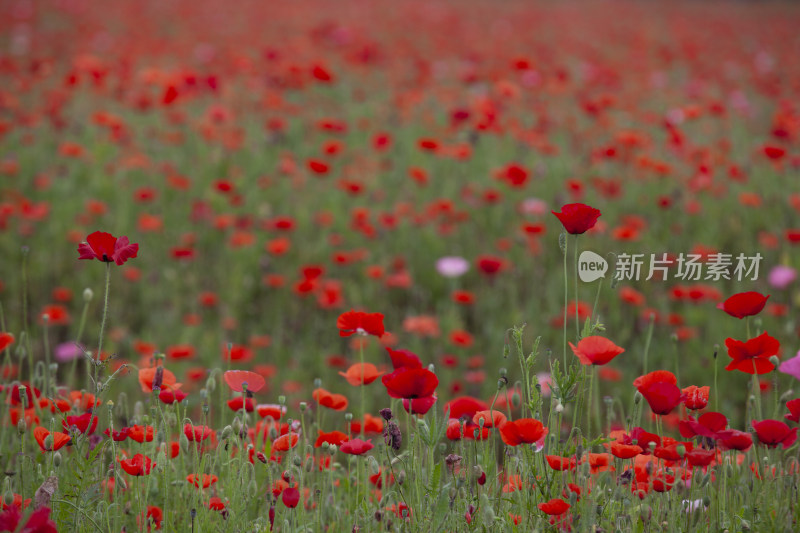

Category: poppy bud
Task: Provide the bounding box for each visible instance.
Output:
[329,444,337,455]
[702,496,711,507]
[221,425,233,440]
[278,396,286,406]
[202,402,210,415]
[205,378,216,392]
[232,418,242,434]
[634,391,643,404]
[314,378,322,388]
[345,413,353,422]
[558,232,567,254]
[299,402,307,412]
[116,475,127,490]
[83,288,94,302]
[3,490,13,506]
[555,401,563,413]
[699,473,711,488]
[511,392,520,408]
[676,445,686,458]
[17,419,26,435]
[768,355,780,368]
[292,456,302,467]
[44,435,54,450]
[53,451,62,468]
[449,487,457,500]
[179,433,190,453]
[397,471,406,485]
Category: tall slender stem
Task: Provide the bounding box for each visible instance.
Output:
[574,235,580,338]
[562,234,568,368]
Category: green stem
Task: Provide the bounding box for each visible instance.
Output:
[562,233,568,368]
[573,235,580,338]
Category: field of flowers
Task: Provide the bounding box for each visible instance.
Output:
[1,0,799,531]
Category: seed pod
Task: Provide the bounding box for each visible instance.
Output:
[53,452,62,468]
[83,288,94,302]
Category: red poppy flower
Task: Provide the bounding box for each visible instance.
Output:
[339,438,374,455]
[62,412,98,434]
[208,497,226,512]
[227,397,254,412]
[641,381,684,415]
[272,433,299,452]
[187,474,218,488]
[0,332,14,352]
[686,448,716,468]
[128,425,155,443]
[33,427,70,452]
[386,347,422,369]
[682,385,709,410]
[119,454,155,476]
[77,231,139,265]
[724,332,780,374]
[546,455,578,471]
[281,486,301,509]
[337,310,385,337]
[223,370,266,393]
[315,430,349,448]
[679,412,727,439]
[610,442,643,459]
[138,366,179,393]
[312,388,348,411]
[473,410,507,428]
[569,336,625,366]
[158,388,187,404]
[785,398,800,423]
[402,395,436,415]
[0,506,57,533]
[498,418,548,447]
[350,414,385,434]
[382,367,439,399]
[184,424,213,442]
[443,396,489,419]
[446,418,489,441]
[105,427,130,442]
[551,203,601,235]
[752,419,797,449]
[716,291,770,319]
[538,498,570,516]
[626,427,661,453]
[634,370,677,393]
[338,363,384,386]
[256,404,286,420]
[715,429,753,451]
[475,255,505,276]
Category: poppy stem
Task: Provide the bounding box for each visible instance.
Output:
[562,233,568,368]
[574,235,580,338]
[359,342,366,439]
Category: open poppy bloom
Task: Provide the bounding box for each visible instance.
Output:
[223,370,265,393]
[546,455,578,471]
[256,404,287,420]
[682,385,709,410]
[785,398,800,423]
[402,395,436,415]
[77,231,139,265]
[281,487,301,509]
[382,367,439,399]
[0,506,58,533]
[158,388,187,404]
[315,430,349,447]
[569,336,625,366]
[752,419,798,449]
[641,381,684,415]
[725,332,780,374]
[386,347,423,369]
[62,412,98,434]
[538,498,570,516]
[337,310,385,337]
[312,388,349,410]
[339,438,374,455]
[184,424,213,442]
[272,433,299,452]
[609,442,643,459]
[33,426,71,452]
[350,413,385,434]
[715,429,753,451]
[716,291,770,319]
[128,425,155,443]
[498,418,548,447]
[187,474,218,488]
[551,203,601,234]
[679,412,727,439]
[338,363,384,386]
[119,454,156,476]
[0,332,14,352]
[472,410,507,428]
[138,366,180,393]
